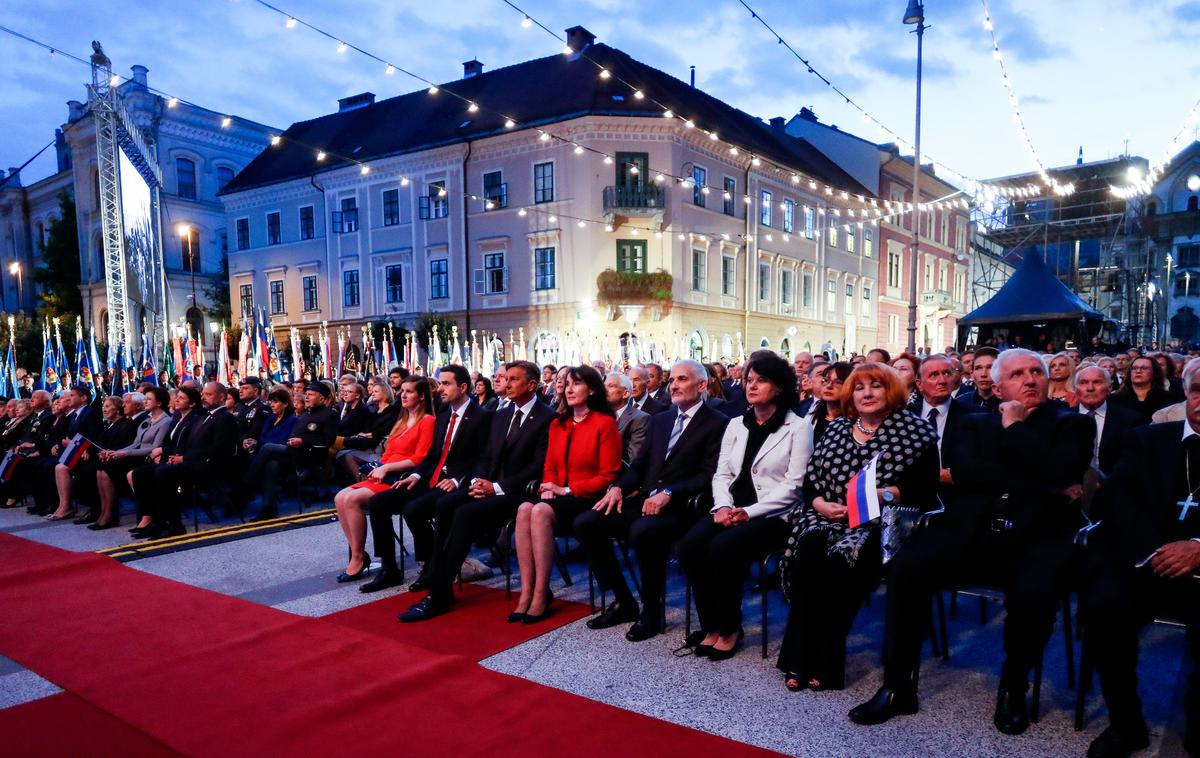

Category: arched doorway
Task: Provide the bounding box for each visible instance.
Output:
[185,307,204,339]
[779,337,791,358]
[688,329,705,361]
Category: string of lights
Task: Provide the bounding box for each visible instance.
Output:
[0,19,937,246]
[1110,96,1200,198]
[978,0,1074,196]
[731,0,1051,205]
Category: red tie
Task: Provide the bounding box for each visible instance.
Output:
[429,411,458,486]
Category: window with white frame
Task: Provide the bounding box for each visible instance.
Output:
[534,162,554,204]
[269,279,284,314]
[955,271,966,303]
[802,271,813,308]
[693,165,707,207]
[783,200,795,233]
[534,246,556,290]
[864,226,874,257]
[829,224,838,248]
[384,265,403,303]
[299,206,315,240]
[483,171,507,210]
[803,205,815,238]
[845,281,855,314]
[826,278,837,312]
[721,255,735,296]
[479,252,507,293]
[760,190,772,226]
[266,211,281,245]
[940,212,949,245]
[955,217,968,253]
[723,177,736,216]
[888,249,902,288]
[429,259,449,299]
[888,314,900,345]
[862,283,872,323]
[924,258,933,290]
[343,269,360,307]
[758,262,771,300]
[847,226,856,253]
[383,189,400,226]
[939,261,948,291]
[303,275,319,311]
[239,284,253,318]
[235,218,250,250]
[691,247,706,291]
[781,269,793,305]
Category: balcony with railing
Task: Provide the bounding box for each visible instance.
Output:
[920,289,954,314]
[603,184,665,224]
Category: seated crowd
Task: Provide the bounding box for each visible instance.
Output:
[2,344,1198,758]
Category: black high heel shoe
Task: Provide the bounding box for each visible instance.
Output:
[336,558,372,583]
[88,519,120,531]
[521,590,554,624]
[706,628,744,662]
[506,611,528,623]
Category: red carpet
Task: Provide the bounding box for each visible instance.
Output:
[0,533,777,757]
[325,583,592,659]
[0,693,180,757]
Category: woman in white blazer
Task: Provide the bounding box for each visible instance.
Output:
[678,352,812,661]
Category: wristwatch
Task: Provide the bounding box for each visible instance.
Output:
[881,489,895,505]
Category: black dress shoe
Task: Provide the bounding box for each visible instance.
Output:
[625,618,663,642]
[586,601,639,630]
[73,511,99,525]
[88,519,120,531]
[398,596,451,623]
[144,523,186,540]
[359,570,404,594]
[1087,724,1150,758]
[849,685,919,725]
[993,687,1030,736]
[506,612,527,623]
[706,628,744,662]
[683,630,707,648]
[249,509,278,523]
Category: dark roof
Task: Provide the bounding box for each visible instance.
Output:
[958,252,1104,326]
[222,43,870,196]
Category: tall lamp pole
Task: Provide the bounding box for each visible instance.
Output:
[904,0,925,354]
[8,262,22,311]
[177,224,196,310]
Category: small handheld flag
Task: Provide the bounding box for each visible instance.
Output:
[846,453,883,529]
[58,433,93,470]
[0,448,20,482]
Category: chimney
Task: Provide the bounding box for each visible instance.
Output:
[337,92,376,112]
[690,66,696,87]
[1076,146,1083,165]
[769,116,785,129]
[463,59,484,78]
[67,100,86,122]
[130,65,148,89]
[4,168,20,188]
[798,107,819,122]
[564,25,596,53]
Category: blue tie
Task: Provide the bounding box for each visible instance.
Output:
[666,412,687,455]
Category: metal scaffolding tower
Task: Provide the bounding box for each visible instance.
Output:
[87,41,163,350]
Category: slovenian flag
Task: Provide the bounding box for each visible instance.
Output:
[0,448,19,482]
[846,453,883,529]
[58,433,93,470]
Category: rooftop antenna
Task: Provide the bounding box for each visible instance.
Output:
[690,66,695,87]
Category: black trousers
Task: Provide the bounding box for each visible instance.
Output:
[367,484,439,569]
[130,460,205,527]
[242,443,294,516]
[677,515,791,636]
[427,490,518,604]
[573,499,646,607]
[1082,553,1200,739]
[880,521,1076,693]
[31,456,61,511]
[777,528,882,688]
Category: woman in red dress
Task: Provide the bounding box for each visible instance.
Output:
[510,365,622,623]
[333,378,435,582]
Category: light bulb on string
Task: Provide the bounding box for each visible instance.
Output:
[337,41,348,54]
[467,102,478,113]
[285,17,297,28]
[385,64,395,75]
[270,135,281,146]
[316,151,326,162]
[360,165,370,175]
[521,15,532,28]
[427,85,439,95]
[400,177,410,186]
[633,90,644,99]
[539,131,551,142]
[603,155,613,165]
[573,144,584,155]
[505,119,515,129]
[167,97,179,108]
[518,208,527,217]
[221,116,232,128]
[599,69,611,79]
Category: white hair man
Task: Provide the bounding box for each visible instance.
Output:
[1152,357,1200,424]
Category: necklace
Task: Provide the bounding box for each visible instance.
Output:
[1182,449,1200,521]
[854,418,879,436]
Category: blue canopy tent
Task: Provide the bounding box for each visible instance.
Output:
[957,253,1105,351]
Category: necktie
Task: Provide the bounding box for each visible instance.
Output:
[666,412,687,455]
[505,409,524,445]
[429,412,458,486]
[926,407,939,422]
[1085,408,1099,467]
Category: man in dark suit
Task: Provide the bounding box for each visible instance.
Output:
[32,385,102,515]
[140,382,238,538]
[232,377,270,441]
[851,349,1094,736]
[908,354,986,500]
[537,364,557,407]
[627,365,666,415]
[605,372,650,464]
[399,361,553,620]
[245,382,338,521]
[1082,399,1200,757]
[361,364,492,593]
[646,362,671,407]
[1073,365,1145,478]
[574,359,729,641]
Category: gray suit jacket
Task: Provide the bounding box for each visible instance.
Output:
[616,401,651,465]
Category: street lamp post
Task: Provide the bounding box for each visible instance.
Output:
[903,0,925,355]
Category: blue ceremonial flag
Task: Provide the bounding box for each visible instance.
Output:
[112,343,126,396]
[38,327,58,392]
[140,334,159,386]
[89,328,102,385]
[56,328,72,392]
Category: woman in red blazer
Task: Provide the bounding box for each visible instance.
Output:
[510,365,621,624]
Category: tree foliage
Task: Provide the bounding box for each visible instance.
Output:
[413,313,459,352]
[33,193,83,318]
